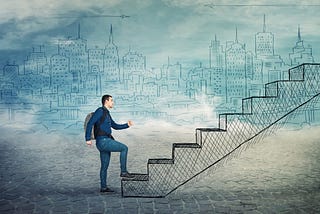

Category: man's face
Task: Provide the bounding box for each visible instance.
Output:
[105,97,114,109]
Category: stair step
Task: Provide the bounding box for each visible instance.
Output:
[148,158,173,164]
[121,173,149,181]
[173,143,201,148]
[121,63,320,198]
[196,128,225,132]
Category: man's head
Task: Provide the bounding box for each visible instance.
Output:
[102,94,114,108]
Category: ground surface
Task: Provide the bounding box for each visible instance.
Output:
[0,124,319,213]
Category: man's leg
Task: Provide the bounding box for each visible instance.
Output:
[99,151,111,189]
[96,138,113,191]
[105,139,128,173]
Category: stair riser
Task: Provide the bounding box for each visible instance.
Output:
[122,63,320,197]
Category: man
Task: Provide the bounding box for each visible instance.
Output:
[85,94,134,193]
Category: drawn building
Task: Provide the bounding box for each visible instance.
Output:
[88,47,104,73]
[187,66,206,98]
[86,47,104,96]
[157,60,185,98]
[104,25,120,82]
[225,28,247,107]
[2,63,19,86]
[24,46,48,75]
[58,24,88,92]
[209,35,225,69]
[207,36,226,100]
[123,50,146,75]
[289,26,314,66]
[142,81,158,102]
[249,58,263,97]
[123,49,146,91]
[255,15,274,57]
[186,65,223,102]
[209,67,225,98]
[1,63,19,102]
[0,19,318,130]
[85,72,102,96]
[50,54,72,93]
[254,15,285,84]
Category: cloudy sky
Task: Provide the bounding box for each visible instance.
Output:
[1,0,320,69]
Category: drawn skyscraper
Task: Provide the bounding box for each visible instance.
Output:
[254,15,285,83]
[207,35,225,100]
[225,28,246,108]
[88,48,104,73]
[87,47,103,96]
[58,24,88,92]
[255,15,274,57]
[289,25,314,66]
[50,54,72,93]
[209,35,224,68]
[104,25,120,82]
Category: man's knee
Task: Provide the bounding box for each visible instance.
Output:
[116,140,128,151]
[122,144,128,152]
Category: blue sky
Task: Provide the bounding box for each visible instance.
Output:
[0,0,320,69]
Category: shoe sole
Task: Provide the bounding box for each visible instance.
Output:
[100,191,115,193]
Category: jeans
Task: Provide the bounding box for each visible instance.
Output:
[95,137,128,189]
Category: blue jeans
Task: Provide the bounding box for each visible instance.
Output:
[95,137,128,189]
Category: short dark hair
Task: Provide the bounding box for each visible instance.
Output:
[101,94,112,105]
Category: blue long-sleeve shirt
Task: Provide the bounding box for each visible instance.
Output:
[85,106,129,141]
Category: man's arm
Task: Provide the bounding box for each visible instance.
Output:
[110,116,132,130]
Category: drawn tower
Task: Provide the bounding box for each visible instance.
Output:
[289,25,314,66]
[255,15,285,83]
[225,28,247,109]
[104,25,120,82]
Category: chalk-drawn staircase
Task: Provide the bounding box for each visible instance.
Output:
[121,63,320,197]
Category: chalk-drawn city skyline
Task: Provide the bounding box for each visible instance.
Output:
[0,3,319,133]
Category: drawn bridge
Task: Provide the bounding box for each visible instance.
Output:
[121,63,320,197]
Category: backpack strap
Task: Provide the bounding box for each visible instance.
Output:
[94,108,114,139]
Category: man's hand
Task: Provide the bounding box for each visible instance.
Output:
[128,120,134,127]
[86,140,92,147]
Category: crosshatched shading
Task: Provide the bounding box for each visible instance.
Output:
[121,63,320,197]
